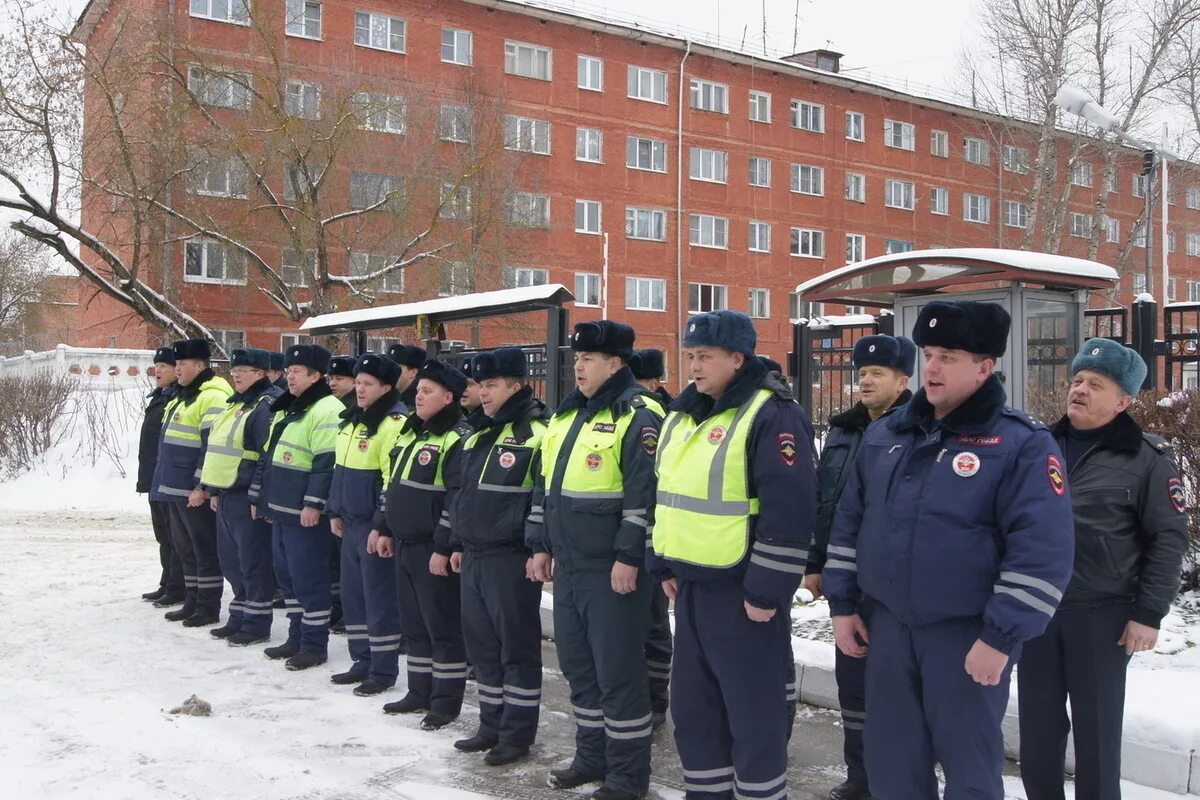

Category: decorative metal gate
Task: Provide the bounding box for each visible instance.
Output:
[793,315,888,433]
[1164,303,1200,391]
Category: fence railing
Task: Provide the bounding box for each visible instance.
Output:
[0,345,156,383]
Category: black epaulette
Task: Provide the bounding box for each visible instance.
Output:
[454,422,474,437]
[1143,433,1174,456]
[1002,407,1047,431]
[630,395,647,409]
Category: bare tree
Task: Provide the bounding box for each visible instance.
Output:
[0,231,57,345]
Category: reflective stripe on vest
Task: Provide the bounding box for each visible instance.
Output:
[388,425,466,493]
[200,395,270,489]
[464,419,547,495]
[652,388,772,568]
[269,396,344,473]
[542,402,659,500]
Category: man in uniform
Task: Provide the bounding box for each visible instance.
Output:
[374,359,472,730]
[803,334,915,800]
[268,352,287,390]
[1019,339,1189,800]
[651,310,817,800]
[825,301,1075,800]
[631,348,672,406]
[255,344,345,670]
[138,346,184,606]
[328,356,358,405]
[200,348,282,644]
[151,338,233,627]
[449,347,548,766]
[388,343,427,409]
[325,352,358,634]
[527,321,661,800]
[460,357,488,428]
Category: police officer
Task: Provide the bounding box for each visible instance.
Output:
[328,356,358,405]
[1019,339,1189,800]
[152,338,233,626]
[628,347,674,728]
[651,311,817,800]
[326,353,406,695]
[138,346,184,606]
[527,321,661,800]
[375,359,472,730]
[268,351,287,390]
[460,357,489,428]
[388,343,427,409]
[803,334,915,800]
[449,347,548,766]
[326,353,358,635]
[824,301,1075,800]
[200,348,282,645]
[255,344,345,670]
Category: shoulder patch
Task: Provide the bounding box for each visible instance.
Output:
[454,422,473,436]
[778,432,797,467]
[1004,408,1045,430]
[1143,433,1173,455]
[1047,454,1066,496]
[639,426,658,457]
[1168,477,1187,513]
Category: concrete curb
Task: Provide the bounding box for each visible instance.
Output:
[538,600,1199,795]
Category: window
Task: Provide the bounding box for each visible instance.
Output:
[438,105,471,143]
[690,79,729,114]
[1168,231,1177,253]
[1004,200,1030,229]
[577,55,603,91]
[355,11,405,53]
[352,92,405,134]
[187,65,251,110]
[1069,161,1093,187]
[885,239,914,254]
[689,283,728,313]
[188,152,247,198]
[1133,273,1147,294]
[575,272,601,306]
[508,192,550,228]
[791,100,824,132]
[689,214,729,249]
[964,137,989,166]
[963,193,991,223]
[1188,233,1200,257]
[285,0,322,39]
[626,277,666,311]
[505,267,549,288]
[1003,145,1030,174]
[844,111,865,142]
[350,171,403,211]
[280,248,311,287]
[748,157,771,188]
[884,119,915,150]
[749,221,771,253]
[438,262,471,296]
[441,28,472,65]
[189,0,249,24]
[885,179,915,210]
[790,227,825,258]
[283,163,313,203]
[1104,170,1118,194]
[749,91,771,123]
[440,182,472,220]
[504,115,551,154]
[1133,221,1147,248]
[1105,216,1120,243]
[846,233,866,263]
[285,81,320,120]
[1188,187,1200,210]
[575,200,601,234]
[626,136,667,172]
[689,148,728,183]
[1069,212,1091,238]
[1189,280,1200,302]
[791,163,824,196]
[211,329,245,353]
[845,172,865,203]
[184,239,246,284]
[576,128,602,162]
[929,186,949,215]
[930,129,948,157]
[626,207,667,241]
[281,333,314,349]
[748,288,770,319]
[504,41,552,81]
[628,66,667,103]
[1133,174,1148,198]
[350,252,403,293]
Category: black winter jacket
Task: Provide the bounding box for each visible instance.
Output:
[137,383,177,493]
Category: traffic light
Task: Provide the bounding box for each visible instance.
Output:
[1142,150,1156,176]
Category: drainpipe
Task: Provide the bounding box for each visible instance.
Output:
[675,39,692,390]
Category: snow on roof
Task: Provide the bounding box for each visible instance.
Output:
[1135,292,1157,304]
[300,284,574,334]
[804,314,878,330]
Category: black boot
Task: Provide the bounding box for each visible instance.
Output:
[484,743,529,767]
[420,711,457,731]
[182,611,220,628]
[353,678,393,697]
[285,651,327,671]
[549,767,604,789]
[142,587,166,601]
[330,668,368,685]
[330,619,346,635]
[453,733,498,753]
[264,640,300,660]
[227,631,269,646]
[153,593,185,608]
[828,778,872,800]
[650,710,667,730]
[164,600,196,622]
[272,590,285,609]
[383,693,428,715]
[209,623,239,638]
[592,787,645,800]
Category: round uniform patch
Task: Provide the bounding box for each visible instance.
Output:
[282,451,293,464]
[498,451,517,469]
[357,439,369,452]
[952,451,980,478]
[417,449,433,466]
[1047,454,1066,496]
[1169,477,1187,512]
[708,426,727,445]
[585,453,603,471]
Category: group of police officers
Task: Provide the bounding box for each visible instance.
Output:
[136,301,1190,800]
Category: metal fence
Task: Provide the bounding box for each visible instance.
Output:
[793,316,887,433]
[439,344,575,408]
[1164,303,1200,391]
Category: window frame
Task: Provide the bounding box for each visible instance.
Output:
[748,220,771,253]
[688,282,729,313]
[627,65,668,104]
[790,100,825,133]
[504,114,551,155]
[187,64,251,111]
[184,238,247,285]
[791,163,824,196]
[626,276,667,311]
[1002,144,1030,174]
[845,233,866,264]
[354,10,406,54]
[284,80,321,120]
[748,156,772,188]
[749,90,771,123]
[508,191,551,229]
[963,192,991,224]
[1003,200,1030,229]
[884,178,916,210]
[574,272,602,307]
[505,266,550,288]
[884,119,915,151]
[189,0,250,25]
[963,137,989,166]
[352,91,406,135]
[284,0,322,40]
[748,288,770,319]
[349,251,404,293]
[578,55,603,92]
[689,214,729,249]
[576,127,603,163]
[845,172,866,203]
[575,199,602,235]
[929,186,949,216]
[845,110,865,142]
[441,28,473,66]
[626,136,667,173]
[790,227,825,259]
[625,207,667,242]
[689,147,728,184]
[690,78,729,114]
[438,105,472,143]
[930,129,949,157]
[504,40,553,81]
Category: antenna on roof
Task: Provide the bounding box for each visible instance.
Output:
[792,0,801,53]
[762,0,768,56]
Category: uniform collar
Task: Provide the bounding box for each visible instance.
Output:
[556,367,637,416]
[1051,410,1142,454]
[340,388,402,435]
[828,389,913,432]
[270,379,332,414]
[890,375,1006,435]
[177,368,215,402]
[672,357,775,422]
[404,402,464,437]
[229,376,274,404]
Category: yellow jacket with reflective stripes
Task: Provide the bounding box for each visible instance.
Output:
[199,378,282,494]
[151,371,233,501]
[327,393,408,522]
[256,382,344,522]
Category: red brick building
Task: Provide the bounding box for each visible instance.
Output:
[73,0,1200,382]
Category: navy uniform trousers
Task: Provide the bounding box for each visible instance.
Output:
[646,582,673,716]
[168,501,223,616]
[340,518,402,683]
[461,550,543,746]
[396,540,468,715]
[149,498,184,596]
[1018,603,1133,800]
[557,569,654,796]
[673,577,790,800]
[272,518,333,654]
[215,492,274,637]
[864,603,1014,800]
[330,535,343,626]
[835,648,868,783]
